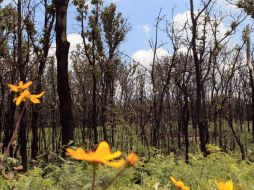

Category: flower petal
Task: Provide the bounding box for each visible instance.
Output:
[126,152,138,165]
[21,90,31,97]
[66,147,92,161]
[216,180,233,190]
[18,81,24,88]
[105,150,122,161]
[103,159,126,168]
[30,97,40,104]
[21,81,32,89]
[175,181,184,188]
[31,91,45,98]
[95,141,111,158]
[170,176,177,184]
[15,96,23,106]
[7,84,19,92]
[182,186,190,190]
[226,181,233,190]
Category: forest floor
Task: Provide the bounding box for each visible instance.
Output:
[0,144,254,190]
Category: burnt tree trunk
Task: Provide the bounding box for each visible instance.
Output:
[30,0,55,159]
[31,80,42,159]
[227,99,245,160]
[245,25,254,142]
[2,96,16,157]
[183,91,190,164]
[55,0,74,147]
[17,0,28,171]
[92,71,98,145]
[190,0,209,155]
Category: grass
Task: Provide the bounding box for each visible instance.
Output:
[0,143,253,190]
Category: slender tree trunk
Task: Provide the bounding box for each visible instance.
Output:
[251,81,254,143]
[17,0,28,171]
[213,111,218,144]
[101,76,108,142]
[92,72,98,145]
[219,111,223,147]
[31,75,43,159]
[30,0,55,159]
[190,0,208,155]
[183,92,190,164]
[31,80,43,158]
[19,109,27,171]
[245,25,254,142]
[2,97,16,157]
[55,0,74,147]
[228,100,245,160]
[31,109,39,158]
[177,98,182,149]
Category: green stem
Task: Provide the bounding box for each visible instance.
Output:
[0,103,27,170]
[103,167,127,190]
[91,164,96,190]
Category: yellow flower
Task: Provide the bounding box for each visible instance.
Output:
[182,186,190,190]
[7,81,32,92]
[216,180,233,190]
[14,90,45,106]
[170,176,190,190]
[126,152,138,165]
[66,141,126,168]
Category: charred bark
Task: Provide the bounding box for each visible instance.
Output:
[55,0,74,147]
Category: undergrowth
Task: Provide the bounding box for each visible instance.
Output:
[0,149,253,190]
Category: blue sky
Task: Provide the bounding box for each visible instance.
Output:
[67,0,188,56]
[2,0,176,56]
[65,0,250,59]
[103,0,176,55]
[1,0,252,64]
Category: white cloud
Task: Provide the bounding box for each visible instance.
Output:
[0,0,13,7]
[140,25,151,34]
[67,33,83,51]
[130,48,169,95]
[48,33,83,70]
[172,11,228,49]
[216,0,239,11]
[132,48,169,69]
[49,33,82,54]
[110,0,121,3]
